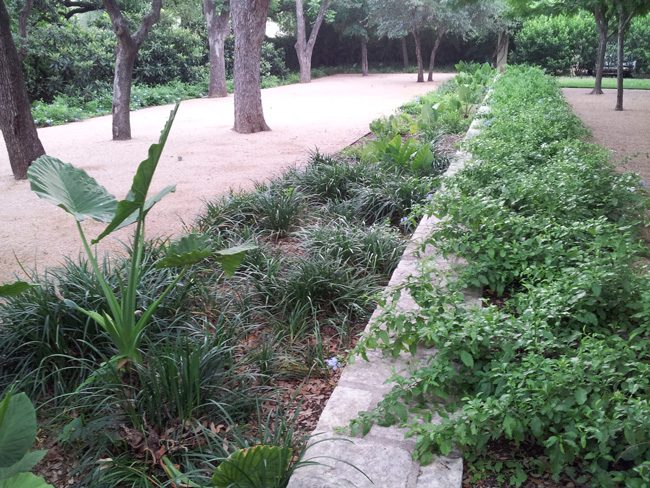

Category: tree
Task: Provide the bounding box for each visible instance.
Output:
[508,0,614,93]
[104,0,163,140]
[368,0,431,82]
[0,0,45,179]
[333,0,371,76]
[423,0,485,81]
[203,0,230,97]
[231,0,270,133]
[295,0,331,83]
[612,0,649,110]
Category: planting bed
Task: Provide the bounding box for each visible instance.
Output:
[354,68,650,487]
[0,65,494,487]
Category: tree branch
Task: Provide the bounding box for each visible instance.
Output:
[133,0,163,46]
[307,0,330,51]
[62,0,102,19]
[103,0,132,40]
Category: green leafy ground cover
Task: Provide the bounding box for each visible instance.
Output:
[353,67,650,487]
[1,64,493,487]
[556,76,650,90]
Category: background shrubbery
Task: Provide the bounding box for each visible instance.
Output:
[512,13,650,74]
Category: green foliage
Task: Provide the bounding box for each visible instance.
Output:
[211,445,293,488]
[299,219,405,275]
[353,67,650,486]
[513,13,650,74]
[0,247,191,396]
[21,105,251,364]
[0,282,34,298]
[0,393,51,487]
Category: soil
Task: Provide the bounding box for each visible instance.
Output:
[0,73,454,282]
[562,88,650,182]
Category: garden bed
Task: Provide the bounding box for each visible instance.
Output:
[0,64,494,487]
[354,67,650,487]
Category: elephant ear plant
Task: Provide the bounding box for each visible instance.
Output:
[23,104,254,364]
[0,392,53,488]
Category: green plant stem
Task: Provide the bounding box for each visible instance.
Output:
[75,221,122,323]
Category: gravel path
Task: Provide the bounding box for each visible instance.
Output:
[0,73,453,281]
[563,88,650,182]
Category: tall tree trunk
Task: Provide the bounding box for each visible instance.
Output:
[112,40,136,140]
[360,37,368,76]
[592,6,608,95]
[496,30,509,73]
[204,0,229,98]
[104,0,162,141]
[401,37,409,69]
[0,0,44,179]
[427,30,444,82]
[294,0,330,83]
[231,0,270,133]
[615,8,625,111]
[413,31,424,83]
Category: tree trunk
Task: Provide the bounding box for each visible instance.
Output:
[104,0,162,141]
[111,40,136,140]
[361,37,368,76]
[413,31,424,83]
[231,0,270,133]
[592,7,608,95]
[0,0,44,179]
[204,0,229,98]
[496,30,509,73]
[297,48,312,83]
[427,31,444,82]
[294,0,330,84]
[401,37,409,69]
[615,10,625,111]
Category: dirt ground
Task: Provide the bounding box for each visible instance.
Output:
[562,88,650,182]
[0,73,453,282]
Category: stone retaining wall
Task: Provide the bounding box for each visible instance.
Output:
[287,106,489,488]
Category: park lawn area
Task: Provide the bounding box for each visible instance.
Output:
[556,75,650,90]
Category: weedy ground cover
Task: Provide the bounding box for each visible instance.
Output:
[0,63,493,487]
[353,66,650,487]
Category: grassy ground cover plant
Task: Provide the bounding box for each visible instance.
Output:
[353,67,650,487]
[0,64,492,487]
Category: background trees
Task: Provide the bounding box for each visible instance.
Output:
[332,0,370,75]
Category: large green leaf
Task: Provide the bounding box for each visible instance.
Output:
[214,243,257,277]
[0,473,53,488]
[0,451,47,480]
[92,185,176,244]
[156,234,213,269]
[27,156,117,223]
[92,104,179,243]
[0,282,34,298]
[211,445,292,488]
[129,104,179,204]
[0,394,37,468]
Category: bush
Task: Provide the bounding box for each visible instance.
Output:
[512,13,650,75]
[512,13,597,74]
